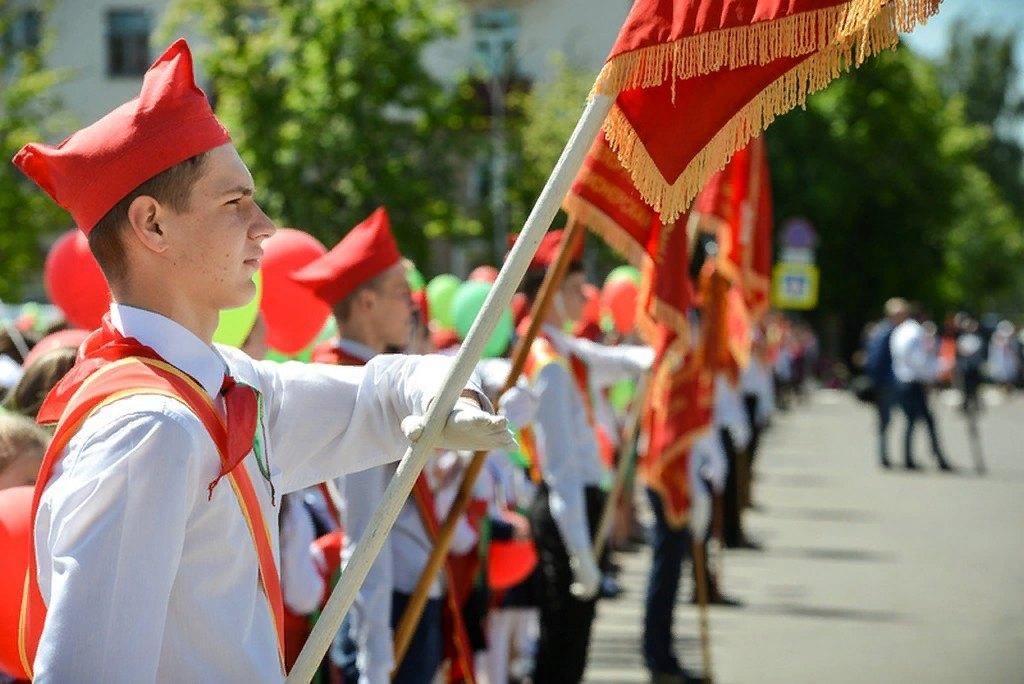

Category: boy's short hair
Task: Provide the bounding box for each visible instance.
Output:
[520,261,584,304]
[88,152,210,284]
[331,271,389,324]
[0,411,50,481]
[3,347,78,420]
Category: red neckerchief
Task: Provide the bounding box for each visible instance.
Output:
[38,315,260,499]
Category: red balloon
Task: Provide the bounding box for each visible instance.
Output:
[602,278,639,335]
[44,230,111,329]
[259,229,331,354]
[0,486,33,679]
[468,265,498,283]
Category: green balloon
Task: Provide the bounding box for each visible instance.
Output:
[426,274,461,329]
[451,281,512,358]
[605,265,641,286]
[214,271,263,348]
[406,267,426,292]
[264,348,291,363]
[609,378,636,412]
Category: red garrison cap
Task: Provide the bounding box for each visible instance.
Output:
[530,229,583,270]
[11,39,230,235]
[290,207,402,306]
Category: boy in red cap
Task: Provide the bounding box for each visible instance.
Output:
[292,210,480,683]
[11,39,513,682]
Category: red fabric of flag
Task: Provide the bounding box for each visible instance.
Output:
[593,0,940,222]
[641,326,714,529]
[564,133,694,344]
[692,136,774,321]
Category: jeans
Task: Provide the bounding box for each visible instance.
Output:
[896,381,946,466]
[642,487,692,675]
[875,381,897,463]
[335,592,443,684]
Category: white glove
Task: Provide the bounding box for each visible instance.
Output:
[568,552,601,600]
[498,385,539,430]
[401,397,517,452]
[688,487,712,541]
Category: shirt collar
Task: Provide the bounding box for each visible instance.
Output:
[542,323,573,356]
[336,337,378,363]
[109,303,227,399]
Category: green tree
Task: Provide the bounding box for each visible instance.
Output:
[165,0,482,265]
[941,20,1024,217]
[768,44,1024,356]
[0,2,70,300]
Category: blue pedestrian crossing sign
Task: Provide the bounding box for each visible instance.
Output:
[772,263,819,310]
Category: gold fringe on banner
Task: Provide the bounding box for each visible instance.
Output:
[596,0,940,223]
[594,0,939,97]
[562,197,648,268]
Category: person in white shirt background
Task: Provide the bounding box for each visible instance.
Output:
[888,300,953,472]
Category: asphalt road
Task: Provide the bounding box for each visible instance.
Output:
[586,388,1024,683]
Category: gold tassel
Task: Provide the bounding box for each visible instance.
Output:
[599,0,939,223]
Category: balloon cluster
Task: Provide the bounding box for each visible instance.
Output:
[425,268,512,358]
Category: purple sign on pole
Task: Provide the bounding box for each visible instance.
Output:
[781,218,816,249]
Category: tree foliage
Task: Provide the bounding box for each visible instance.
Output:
[165,0,482,264]
[941,19,1024,216]
[0,2,71,300]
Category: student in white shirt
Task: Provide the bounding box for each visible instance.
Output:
[12,39,513,683]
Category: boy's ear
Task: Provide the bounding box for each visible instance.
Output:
[125,195,170,253]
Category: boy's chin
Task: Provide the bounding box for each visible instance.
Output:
[223,282,258,310]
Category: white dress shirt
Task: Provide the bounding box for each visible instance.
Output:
[740,357,775,427]
[713,374,751,451]
[33,305,460,683]
[688,428,726,538]
[890,319,938,384]
[529,339,599,559]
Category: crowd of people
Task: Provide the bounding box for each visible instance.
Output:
[0,37,864,684]
[860,297,1021,472]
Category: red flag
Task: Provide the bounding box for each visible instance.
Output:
[692,136,774,320]
[641,328,714,529]
[593,0,939,222]
[564,133,694,344]
[564,132,658,266]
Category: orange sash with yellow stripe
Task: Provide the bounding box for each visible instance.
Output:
[19,356,286,678]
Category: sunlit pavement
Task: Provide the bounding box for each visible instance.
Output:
[587,388,1024,683]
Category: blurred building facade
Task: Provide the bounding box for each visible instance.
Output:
[25,0,629,132]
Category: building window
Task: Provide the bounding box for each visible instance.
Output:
[5,9,42,52]
[107,9,151,77]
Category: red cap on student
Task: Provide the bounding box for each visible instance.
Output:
[290,207,402,306]
[11,39,230,235]
[509,229,584,271]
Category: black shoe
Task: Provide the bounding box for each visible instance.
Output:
[880,458,892,469]
[650,667,705,684]
[937,460,955,472]
[725,536,762,551]
[904,460,920,471]
[692,591,743,608]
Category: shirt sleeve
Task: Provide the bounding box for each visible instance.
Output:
[553,331,654,390]
[341,465,395,684]
[33,398,205,683]
[280,494,325,616]
[531,362,592,556]
[254,353,476,493]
